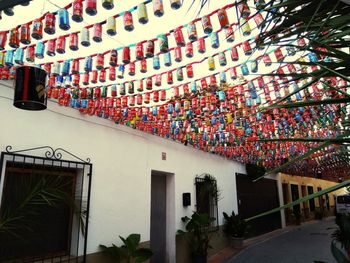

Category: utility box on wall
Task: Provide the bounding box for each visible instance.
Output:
[182,193,191,206]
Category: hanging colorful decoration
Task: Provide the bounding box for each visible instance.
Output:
[37,53,333,111]
[2,16,261,89]
[0,0,189,52]
[0,0,347,179]
[38,66,348,174]
[0,1,256,64]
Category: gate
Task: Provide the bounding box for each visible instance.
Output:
[236,173,282,237]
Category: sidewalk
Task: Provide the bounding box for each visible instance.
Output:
[208,219,324,263]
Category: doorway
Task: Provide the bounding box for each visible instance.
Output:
[307,186,315,211]
[282,183,292,225]
[317,187,324,209]
[290,184,301,215]
[301,185,309,218]
[236,174,281,236]
[150,171,175,263]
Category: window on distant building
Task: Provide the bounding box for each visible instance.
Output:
[195,174,219,230]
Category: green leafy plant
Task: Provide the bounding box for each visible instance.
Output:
[0,172,87,261]
[0,173,85,237]
[100,234,153,263]
[316,215,350,262]
[330,240,350,263]
[197,174,221,204]
[222,211,248,238]
[186,0,210,15]
[177,212,215,258]
[247,0,350,183]
[332,215,350,257]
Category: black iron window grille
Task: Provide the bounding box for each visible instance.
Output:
[0,146,92,263]
[195,174,219,231]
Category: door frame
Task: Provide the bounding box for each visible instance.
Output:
[150,170,175,263]
[290,184,301,215]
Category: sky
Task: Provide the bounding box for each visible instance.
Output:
[0,0,293,104]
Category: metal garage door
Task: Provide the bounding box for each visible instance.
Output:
[236,173,282,237]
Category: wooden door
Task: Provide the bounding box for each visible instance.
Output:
[236,174,282,237]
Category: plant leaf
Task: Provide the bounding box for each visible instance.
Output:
[331,240,350,263]
[134,248,154,263]
[262,98,350,109]
[253,141,331,181]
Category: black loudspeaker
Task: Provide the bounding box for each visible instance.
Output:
[13,66,47,111]
[182,193,191,206]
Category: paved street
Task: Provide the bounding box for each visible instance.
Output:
[227,218,337,263]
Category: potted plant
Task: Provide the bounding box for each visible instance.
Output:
[222,211,247,248]
[177,212,215,263]
[100,233,153,263]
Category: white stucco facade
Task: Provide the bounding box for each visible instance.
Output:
[0,81,251,260]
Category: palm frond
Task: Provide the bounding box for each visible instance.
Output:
[251,138,350,144]
[262,98,350,109]
[0,173,83,237]
[185,0,210,15]
[253,141,331,182]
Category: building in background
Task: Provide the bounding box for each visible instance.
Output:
[280,173,346,225]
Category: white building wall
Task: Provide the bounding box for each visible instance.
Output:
[0,81,246,256]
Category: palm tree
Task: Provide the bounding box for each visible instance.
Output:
[177,1,350,218]
[252,0,350,177]
[191,0,350,180]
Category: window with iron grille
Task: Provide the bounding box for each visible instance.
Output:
[0,147,92,263]
[195,174,219,231]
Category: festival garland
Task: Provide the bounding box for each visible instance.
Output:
[0,1,347,177]
[46,68,347,172]
[0,1,260,51]
[0,2,265,76]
